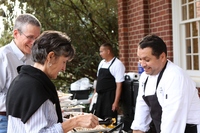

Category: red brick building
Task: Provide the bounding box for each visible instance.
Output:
[118,0,173,72]
[118,0,200,88]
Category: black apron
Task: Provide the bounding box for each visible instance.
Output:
[95,58,117,120]
[143,61,197,133]
[142,61,167,133]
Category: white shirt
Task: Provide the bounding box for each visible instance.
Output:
[7,99,63,133]
[0,41,33,111]
[131,60,200,133]
[97,57,125,82]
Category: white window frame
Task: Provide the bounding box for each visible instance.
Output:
[172,0,200,87]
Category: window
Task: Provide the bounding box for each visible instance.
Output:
[172,0,200,86]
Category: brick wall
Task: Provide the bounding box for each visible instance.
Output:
[118,0,173,73]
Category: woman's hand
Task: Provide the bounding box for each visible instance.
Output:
[75,113,99,128]
[62,113,99,132]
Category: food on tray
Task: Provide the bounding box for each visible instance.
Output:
[61,105,85,112]
[57,91,73,100]
[63,112,85,119]
[76,125,106,131]
[69,125,108,133]
[64,113,117,133]
[63,114,73,119]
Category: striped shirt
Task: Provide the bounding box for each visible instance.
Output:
[7,99,64,133]
[0,41,33,112]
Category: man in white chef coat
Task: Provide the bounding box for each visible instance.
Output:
[131,34,200,133]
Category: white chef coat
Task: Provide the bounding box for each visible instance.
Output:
[131,60,200,133]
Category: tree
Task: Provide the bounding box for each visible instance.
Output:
[0,0,18,46]
[0,0,118,92]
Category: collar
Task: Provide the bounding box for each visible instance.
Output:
[10,40,30,62]
[104,57,116,63]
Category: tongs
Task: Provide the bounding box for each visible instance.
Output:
[103,122,124,133]
[99,117,113,126]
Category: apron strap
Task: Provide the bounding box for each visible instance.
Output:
[108,57,116,69]
[143,61,168,92]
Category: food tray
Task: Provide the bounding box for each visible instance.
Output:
[68,125,110,133]
[69,128,109,133]
[67,123,124,133]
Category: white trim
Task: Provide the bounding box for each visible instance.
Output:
[172,0,200,87]
[172,0,182,66]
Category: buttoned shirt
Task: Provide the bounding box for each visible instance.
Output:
[131,60,200,133]
[0,41,33,111]
[7,99,63,133]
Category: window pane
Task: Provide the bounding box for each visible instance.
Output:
[186,39,191,53]
[179,0,200,72]
[193,38,198,53]
[196,1,200,18]
[189,3,194,19]
[182,0,187,4]
[187,55,192,69]
[194,55,199,70]
[192,22,198,36]
[182,1,200,20]
[186,23,191,37]
[182,5,187,20]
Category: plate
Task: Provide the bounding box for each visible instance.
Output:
[63,111,85,116]
[60,99,78,107]
[59,94,73,101]
[69,128,109,133]
[62,105,85,112]
[69,125,110,133]
[62,111,87,119]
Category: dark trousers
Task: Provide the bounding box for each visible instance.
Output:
[185,124,197,133]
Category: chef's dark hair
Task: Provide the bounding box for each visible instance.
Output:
[139,34,167,59]
[101,43,114,53]
[31,30,75,64]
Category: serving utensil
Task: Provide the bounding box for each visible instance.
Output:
[103,122,124,133]
[99,117,113,126]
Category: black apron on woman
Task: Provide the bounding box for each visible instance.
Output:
[95,58,117,120]
[143,61,197,133]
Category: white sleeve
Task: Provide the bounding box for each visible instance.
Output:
[111,59,125,82]
[0,53,7,92]
[0,53,8,111]
[198,125,200,133]
[131,74,152,132]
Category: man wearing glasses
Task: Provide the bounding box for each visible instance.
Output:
[0,13,41,133]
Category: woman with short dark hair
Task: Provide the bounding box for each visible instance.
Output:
[6,31,99,133]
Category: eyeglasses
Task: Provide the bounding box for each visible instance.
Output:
[18,30,36,41]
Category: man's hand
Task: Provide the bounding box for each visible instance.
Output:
[112,102,118,111]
